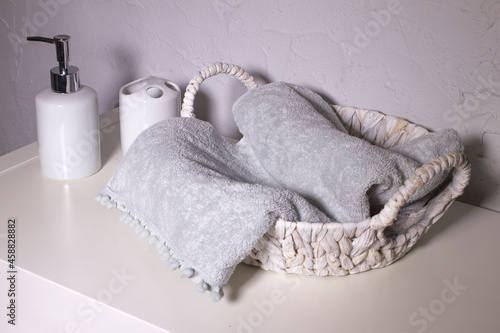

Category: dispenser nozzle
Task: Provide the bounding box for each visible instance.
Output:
[27,35,80,93]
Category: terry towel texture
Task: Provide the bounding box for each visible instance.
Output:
[233,83,463,222]
[99,82,463,300]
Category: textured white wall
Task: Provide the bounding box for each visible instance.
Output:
[1,0,499,212]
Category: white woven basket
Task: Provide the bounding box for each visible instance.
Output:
[181,62,471,277]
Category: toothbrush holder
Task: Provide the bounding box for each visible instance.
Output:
[119,76,181,155]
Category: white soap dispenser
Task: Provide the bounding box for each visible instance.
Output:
[27,35,101,180]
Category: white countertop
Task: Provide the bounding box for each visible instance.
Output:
[1,109,499,333]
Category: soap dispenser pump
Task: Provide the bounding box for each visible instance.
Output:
[27,35,101,180]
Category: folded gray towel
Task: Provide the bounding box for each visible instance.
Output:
[98,82,463,301]
[233,82,463,222]
[99,117,331,301]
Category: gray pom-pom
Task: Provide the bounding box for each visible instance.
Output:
[160,251,171,261]
[181,267,195,278]
[210,288,223,302]
[105,200,116,209]
[167,259,180,271]
[148,235,158,244]
[196,281,209,293]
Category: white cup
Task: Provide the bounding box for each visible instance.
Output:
[119,76,181,155]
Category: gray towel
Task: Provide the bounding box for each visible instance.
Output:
[99,117,331,302]
[98,82,463,301]
[232,82,463,222]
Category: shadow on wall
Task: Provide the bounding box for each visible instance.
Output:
[460,135,499,211]
[111,45,141,110]
[187,70,273,140]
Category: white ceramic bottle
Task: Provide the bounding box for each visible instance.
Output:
[28,35,101,180]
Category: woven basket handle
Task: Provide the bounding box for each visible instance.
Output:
[181,62,258,118]
[370,151,471,231]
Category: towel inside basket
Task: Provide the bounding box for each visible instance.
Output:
[98,82,463,301]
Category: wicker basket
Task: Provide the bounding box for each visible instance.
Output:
[181,62,471,277]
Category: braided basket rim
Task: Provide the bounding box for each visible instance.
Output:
[180,62,471,277]
[244,105,471,276]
